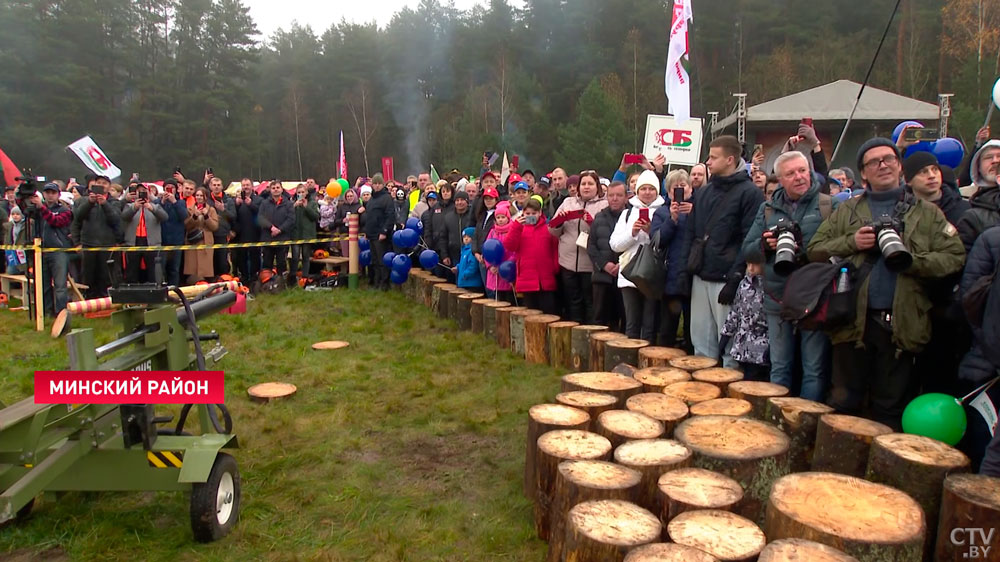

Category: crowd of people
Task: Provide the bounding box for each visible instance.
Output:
[2,122,999,476]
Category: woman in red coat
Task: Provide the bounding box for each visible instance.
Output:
[505,198,559,314]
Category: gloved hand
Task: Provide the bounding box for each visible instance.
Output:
[717,275,741,305]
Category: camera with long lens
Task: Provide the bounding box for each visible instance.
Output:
[14,169,40,216]
[769,217,802,275]
[869,214,912,272]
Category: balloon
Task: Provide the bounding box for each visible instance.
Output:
[482,239,505,266]
[892,120,924,144]
[337,178,350,191]
[392,254,412,273]
[390,269,409,284]
[903,140,934,158]
[326,182,340,198]
[405,217,423,235]
[359,250,372,267]
[358,238,371,252]
[902,393,967,446]
[833,191,851,203]
[399,228,419,249]
[382,252,397,268]
[931,137,965,169]
[498,260,517,283]
[419,249,439,270]
[392,230,405,248]
[994,77,1000,110]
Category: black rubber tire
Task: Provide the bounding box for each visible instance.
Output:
[190,452,240,542]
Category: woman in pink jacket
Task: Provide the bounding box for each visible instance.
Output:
[485,201,516,302]
[504,198,559,314]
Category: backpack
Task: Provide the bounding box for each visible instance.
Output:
[779,256,874,332]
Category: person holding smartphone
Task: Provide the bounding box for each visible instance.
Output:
[651,169,695,352]
[159,178,189,287]
[504,197,559,314]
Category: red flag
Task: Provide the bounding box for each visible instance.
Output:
[381,157,394,182]
[0,146,22,187]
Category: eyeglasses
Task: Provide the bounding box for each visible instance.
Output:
[863,154,899,169]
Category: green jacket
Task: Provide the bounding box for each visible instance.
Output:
[292,193,320,240]
[806,191,965,352]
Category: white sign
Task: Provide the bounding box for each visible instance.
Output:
[642,114,703,166]
[67,135,122,179]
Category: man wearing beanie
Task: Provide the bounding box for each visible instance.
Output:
[807,138,965,429]
[437,190,475,282]
[904,151,970,226]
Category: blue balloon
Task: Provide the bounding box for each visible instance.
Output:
[892,120,924,144]
[382,252,397,268]
[419,249,439,270]
[405,217,423,235]
[390,269,408,285]
[904,140,934,159]
[392,254,412,273]
[931,137,965,169]
[482,239,505,266]
[498,260,517,283]
[358,238,371,252]
[392,230,405,247]
[833,191,851,203]
[399,228,419,249]
[359,249,372,267]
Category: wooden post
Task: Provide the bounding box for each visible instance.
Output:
[692,368,744,392]
[469,298,491,333]
[590,331,627,372]
[669,356,718,371]
[663,381,722,405]
[727,381,790,419]
[570,325,608,371]
[811,414,892,477]
[934,474,1000,561]
[510,308,542,357]
[455,292,484,331]
[446,287,469,323]
[624,543,721,562]
[759,539,858,562]
[495,306,525,349]
[548,320,579,370]
[555,392,618,430]
[764,397,834,473]
[658,467,744,521]
[614,439,692,513]
[348,215,359,289]
[562,500,662,562]
[595,410,665,448]
[633,367,691,393]
[667,509,766,562]
[432,283,455,318]
[525,404,591,499]
[533,430,613,543]
[33,238,43,331]
[422,275,444,307]
[689,398,752,418]
[408,270,428,301]
[482,301,511,340]
[624,393,689,437]
[638,346,688,368]
[525,314,560,364]
[561,372,643,403]
[603,338,649,371]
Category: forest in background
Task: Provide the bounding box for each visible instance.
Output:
[1,0,998,182]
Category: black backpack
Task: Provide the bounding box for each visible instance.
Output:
[779,257,874,331]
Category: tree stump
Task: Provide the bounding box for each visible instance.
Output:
[511,308,543,357]
[934,474,1000,562]
[692,368,744,392]
[546,460,643,562]
[613,439,692,512]
[534,431,614,543]
[547,320,579,370]
[556,392,619,430]
[596,410,665,448]
[674,415,790,523]
[658,467,744,521]
[455,292,483,331]
[763,397,834,473]
[247,382,297,403]
[667,509,766,562]
[432,283,455,318]
[624,393,689,437]
[811,414,892,477]
[689,398,752,418]
[446,287,469,323]
[525,404,592,499]
[422,276,445,307]
[404,270,422,300]
[638,346,689,368]
[496,306,525,349]
[611,363,637,377]
[759,539,859,562]
[726,381,789,419]
[561,372,643,403]
[563,500,662,562]
[865,433,970,557]
[624,543,721,562]
[604,338,650,371]
[470,298,492,334]
[482,300,511,340]
[571,325,609,371]
[590,331,628,373]
[525,314,560,364]
[662,381,722,405]
[633,367,691,393]
[764,472,925,562]
[669,355,718,371]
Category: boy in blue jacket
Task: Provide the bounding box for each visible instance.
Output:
[456,227,483,289]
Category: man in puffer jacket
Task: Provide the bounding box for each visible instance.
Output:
[550,170,608,323]
[957,139,1000,252]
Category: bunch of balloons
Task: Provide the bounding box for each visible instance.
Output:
[325,178,350,198]
[392,228,420,250]
[901,393,967,446]
[890,121,966,169]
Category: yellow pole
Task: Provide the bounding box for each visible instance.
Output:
[33,238,43,331]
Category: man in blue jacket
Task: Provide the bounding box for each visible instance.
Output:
[158,179,188,287]
[742,151,836,401]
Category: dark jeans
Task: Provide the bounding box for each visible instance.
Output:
[559,268,593,324]
[592,281,624,332]
[164,249,183,287]
[232,246,261,283]
[262,245,289,274]
[42,252,68,316]
[829,311,916,430]
[372,238,391,289]
[621,287,657,341]
[125,242,159,284]
[213,247,231,277]
[289,243,312,279]
[658,295,692,351]
[522,291,557,315]
[81,249,112,298]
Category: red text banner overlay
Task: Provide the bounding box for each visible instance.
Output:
[34,371,225,404]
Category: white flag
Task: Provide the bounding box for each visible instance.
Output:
[665,0,693,124]
[67,135,122,179]
[500,152,510,185]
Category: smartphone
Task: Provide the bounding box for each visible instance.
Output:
[902,127,939,142]
[511,155,519,169]
[624,153,645,165]
[207,167,213,175]
[753,143,763,155]
[69,177,76,184]
[36,176,47,182]
[487,152,500,167]
[174,166,182,174]
[800,117,813,127]
[639,208,649,222]
[673,187,685,204]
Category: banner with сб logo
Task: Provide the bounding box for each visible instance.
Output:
[643,114,703,167]
[67,135,121,179]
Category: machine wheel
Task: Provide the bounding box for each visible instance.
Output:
[190,452,240,542]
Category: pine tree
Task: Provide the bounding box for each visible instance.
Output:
[554,78,630,175]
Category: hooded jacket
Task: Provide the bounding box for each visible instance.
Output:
[233,193,260,242]
[429,197,454,259]
[209,191,237,241]
[549,195,608,273]
[587,205,624,285]
[438,204,475,265]
[609,194,666,289]
[71,197,122,247]
[160,195,190,245]
[958,226,1000,383]
[361,187,396,240]
[651,198,691,296]
[504,215,559,292]
[292,191,320,240]
[333,198,361,235]
[957,140,1000,252]
[257,193,296,242]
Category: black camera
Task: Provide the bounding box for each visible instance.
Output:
[137,188,148,201]
[869,214,912,272]
[14,170,40,215]
[768,217,802,275]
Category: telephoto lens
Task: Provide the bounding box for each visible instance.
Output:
[772,218,801,276]
[872,215,912,271]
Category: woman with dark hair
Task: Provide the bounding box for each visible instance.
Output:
[505,198,559,314]
[289,183,319,281]
[549,170,607,323]
[429,182,455,280]
[333,188,361,257]
[472,185,500,282]
[184,187,219,283]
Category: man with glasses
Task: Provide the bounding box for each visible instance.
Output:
[957,138,1000,251]
[807,138,965,429]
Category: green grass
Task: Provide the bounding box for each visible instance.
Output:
[0,288,560,561]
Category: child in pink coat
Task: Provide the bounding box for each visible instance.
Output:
[485,201,516,302]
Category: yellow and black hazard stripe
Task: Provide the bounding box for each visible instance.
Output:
[147,450,184,468]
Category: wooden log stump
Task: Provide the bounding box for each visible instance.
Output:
[625,543,720,562]
[669,355,718,371]
[563,500,662,562]
[759,538,859,562]
[811,414,892,477]
[934,474,1000,562]
[525,404,592,499]
[662,381,722,405]
[482,300,511,339]
[765,472,925,562]
[525,314,560,364]
[470,298,492,334]
[511,308,543,357]
[534,431,614,543]
[674,415,790,523]
[638,346,688,368]
[604,338,650,371]
[667,509,766,562]
[658,467,744,521]
[624,393,689,437]
[614,439,692,512]
[726,381,789,419]
[495,306,526,349]
[446,288,469,323]
[689,398,752,418]
[571,325,609,371]
[422,276,445,307]
[432,283,455,318]
[455,292,484,331]
[247,382,297,403]
[764,397,835,473]
[611,363,637,377]
[556,391,619,430]
[633,367,691,393]
[596,410,665,448]
[692,368,744,392]
[546,460,643,562]
[590,331,628,373]
[561,372,643,403]
[410,270,429,300]
[548,320,579,370]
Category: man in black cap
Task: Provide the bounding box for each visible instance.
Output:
[32,182,73,315]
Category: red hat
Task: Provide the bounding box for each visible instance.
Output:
[480,171,497,181]
[509,173,522,184]
[483,187,499,199]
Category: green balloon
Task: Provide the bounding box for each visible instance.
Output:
[337,178,349,190]
[901,393,967,445]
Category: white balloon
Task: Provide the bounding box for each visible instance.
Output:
[994,77,1000,110]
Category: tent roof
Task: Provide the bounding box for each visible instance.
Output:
[713,79,939,132]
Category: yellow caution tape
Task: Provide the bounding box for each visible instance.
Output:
[0,235,354,253]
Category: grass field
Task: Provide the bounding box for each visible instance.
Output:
[0,288,559,561]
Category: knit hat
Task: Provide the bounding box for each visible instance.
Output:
[530,194,544,206]
[360,185,373,197]
[454,190,470,202]
[567,174,581,187]
[495,200,511,218]
[903,151,939,183]
[856,137,901,172]
[456,177,469,192]
[636,170,660,190]
[462,227,475,238]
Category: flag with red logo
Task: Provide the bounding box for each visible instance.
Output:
[338,130,348,180]
[67,135,121,179]
[0,146,22,187]
[665,0,693,124]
